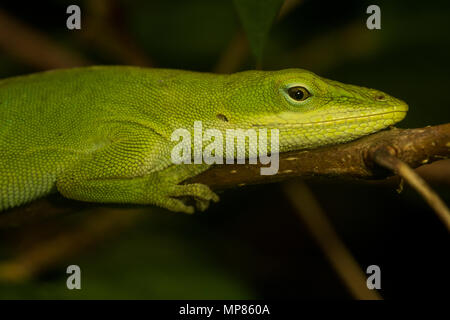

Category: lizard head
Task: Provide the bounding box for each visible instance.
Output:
[222,68,408,150]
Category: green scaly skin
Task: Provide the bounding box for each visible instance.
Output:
[0,66,408,213]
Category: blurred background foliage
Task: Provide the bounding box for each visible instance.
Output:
[0,0,449,299]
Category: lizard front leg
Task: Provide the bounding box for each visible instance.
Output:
[56,132,218,213]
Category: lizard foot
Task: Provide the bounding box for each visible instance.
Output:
[166,183,219,213]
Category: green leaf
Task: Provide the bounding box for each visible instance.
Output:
[233,0,285,66]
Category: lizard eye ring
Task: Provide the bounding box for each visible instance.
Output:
[287,86,310,102]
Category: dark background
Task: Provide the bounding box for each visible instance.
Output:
[0,0,448,299]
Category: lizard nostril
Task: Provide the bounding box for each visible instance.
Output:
[375,94,386,101]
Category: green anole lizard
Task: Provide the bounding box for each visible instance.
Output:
[0,66,408,213]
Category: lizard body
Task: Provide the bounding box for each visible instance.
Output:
[0,66,408,213]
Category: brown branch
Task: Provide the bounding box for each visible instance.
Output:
[189,123,450,189]
[1,124,449,228]
[1,124,448,281]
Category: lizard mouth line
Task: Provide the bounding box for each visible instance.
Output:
[251,110,407,128]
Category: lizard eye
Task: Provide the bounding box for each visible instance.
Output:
[287,86,310,102]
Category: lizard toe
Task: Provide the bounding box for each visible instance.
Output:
[157,197,195,214]
[168,183,219,212]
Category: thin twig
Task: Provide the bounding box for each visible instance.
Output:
[283,180,382,300]
[373,148,450,231]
